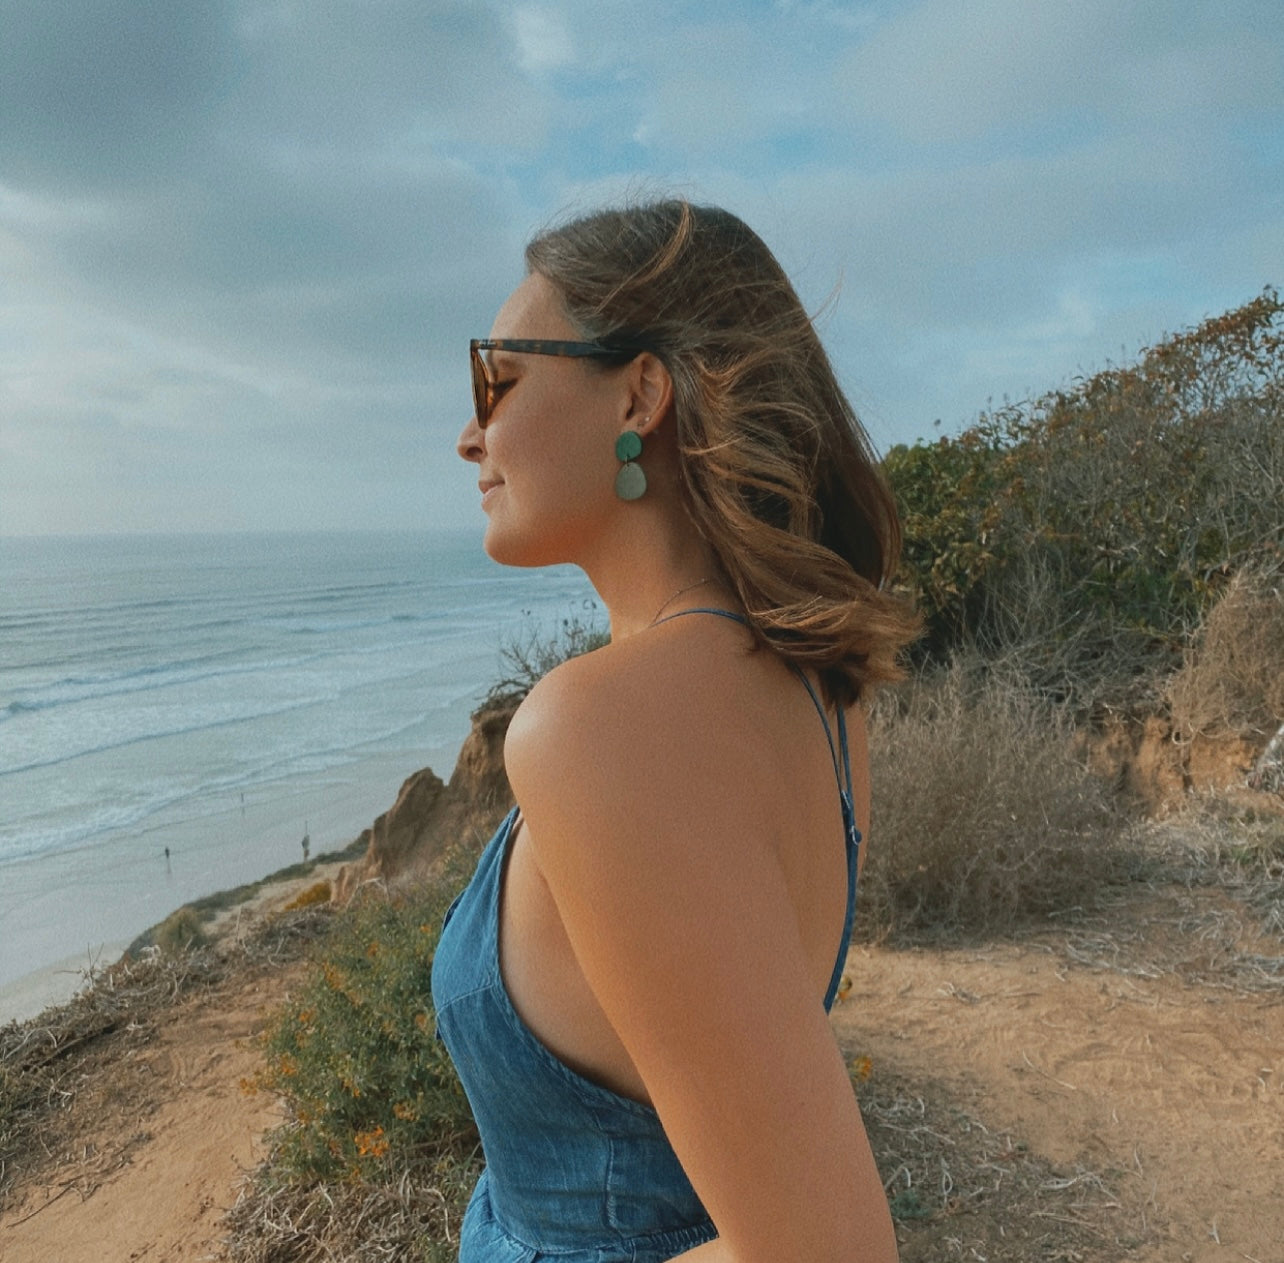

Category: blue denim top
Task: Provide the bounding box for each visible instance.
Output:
[431,610,861,1262]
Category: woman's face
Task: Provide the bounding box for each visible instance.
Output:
[457,274,630,568]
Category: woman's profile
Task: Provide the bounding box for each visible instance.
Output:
[432,200,917,1261]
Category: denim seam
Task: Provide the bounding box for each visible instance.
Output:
[622,1215,718,1258]
[434,983,501,1020]
[604,1131,624,1235]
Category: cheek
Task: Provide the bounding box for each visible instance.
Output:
[482,424,617,565]
[504,396,617,497]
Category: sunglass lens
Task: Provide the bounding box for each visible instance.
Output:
[471,350,490,427]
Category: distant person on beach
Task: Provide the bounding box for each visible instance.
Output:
[433,200,917,1262]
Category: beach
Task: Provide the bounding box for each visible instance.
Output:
[0,743,415,1024]
[0,529,600,1022]
[5,535,1283,1261]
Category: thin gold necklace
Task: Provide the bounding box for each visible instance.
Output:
[649,577,716,626]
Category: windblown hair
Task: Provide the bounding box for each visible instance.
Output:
[526,199,920,705]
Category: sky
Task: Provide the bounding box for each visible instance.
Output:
[1,0,1281,537]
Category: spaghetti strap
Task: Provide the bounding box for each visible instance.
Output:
[650,605,749,629]
[648,605,861,1011]
[786,665,845,801]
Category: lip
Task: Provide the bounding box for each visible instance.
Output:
[479,479,503,506]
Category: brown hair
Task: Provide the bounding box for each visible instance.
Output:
[526,199,919,704]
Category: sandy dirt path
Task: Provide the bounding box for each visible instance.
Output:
[0,966,290,1263]
[833,936,1284,1262]
[3,905,1282,1262]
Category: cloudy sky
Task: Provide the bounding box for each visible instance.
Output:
[2,0,1281,536]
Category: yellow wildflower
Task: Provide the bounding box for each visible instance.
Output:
[355,1126,389,1157]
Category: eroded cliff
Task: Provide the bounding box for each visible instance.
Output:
[333,696,520,902]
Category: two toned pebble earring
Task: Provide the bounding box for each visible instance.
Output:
[614,421,647,500]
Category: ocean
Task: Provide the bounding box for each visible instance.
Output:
[0,529,599,1020]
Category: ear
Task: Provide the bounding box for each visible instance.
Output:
[624,353,673,439]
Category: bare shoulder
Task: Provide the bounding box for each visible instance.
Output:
[504,615,763,821]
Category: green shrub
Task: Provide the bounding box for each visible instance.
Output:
[281,879,332,912]
[252,876,477,1186]
[884,289,1284,709]
[234,614,619,1255]
[153,906,210,955]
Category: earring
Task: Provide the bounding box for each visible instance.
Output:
[614,425,647,500]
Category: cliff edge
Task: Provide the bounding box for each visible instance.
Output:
[333,696,520,902]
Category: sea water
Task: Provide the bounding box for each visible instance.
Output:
[0,530,599,1018]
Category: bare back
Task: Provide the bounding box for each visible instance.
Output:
[500,611,870,1107]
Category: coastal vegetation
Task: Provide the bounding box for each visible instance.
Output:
[882,287,1283,712]
[2,292,1281,1260]
[239,875,479,1261]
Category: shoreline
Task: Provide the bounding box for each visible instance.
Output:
[0,841,362,1029]
[0,945,134,1028]
[0,748,429,1028]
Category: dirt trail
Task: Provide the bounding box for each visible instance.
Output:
[0,968,289,1263]
[833,933,1284,1262]
[3,897,1282,1262]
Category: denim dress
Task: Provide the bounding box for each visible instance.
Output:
[431,611,860,1262]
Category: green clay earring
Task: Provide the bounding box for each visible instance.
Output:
[614,427,646,501]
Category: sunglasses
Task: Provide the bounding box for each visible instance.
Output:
[470,338,642,428]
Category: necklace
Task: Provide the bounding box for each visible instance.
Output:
[649,577,716,626]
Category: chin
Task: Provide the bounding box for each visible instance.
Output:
[482,521,566,570]
[482,515,582,569]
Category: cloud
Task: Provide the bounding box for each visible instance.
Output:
[0,0,240,191]
[224,0,554,153]
[835,0,1284,144]
[511,6,576,74]
[0,0,1280,533]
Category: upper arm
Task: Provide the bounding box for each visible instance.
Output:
[505,661,897,1263]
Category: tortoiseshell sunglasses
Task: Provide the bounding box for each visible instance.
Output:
[470,338,642,428]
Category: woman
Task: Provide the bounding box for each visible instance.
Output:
[433,201,916,1262]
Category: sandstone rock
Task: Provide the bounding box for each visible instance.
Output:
[333,696,520,903]
[1085,712,1281,816]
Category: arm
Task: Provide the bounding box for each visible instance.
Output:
[505,656,898,1263]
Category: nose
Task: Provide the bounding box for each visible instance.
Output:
[457,412,485,463]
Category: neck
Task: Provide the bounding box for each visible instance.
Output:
[575,500,733,641]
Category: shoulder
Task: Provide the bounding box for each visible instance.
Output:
[504,615,768,849]
[506,616,752,775]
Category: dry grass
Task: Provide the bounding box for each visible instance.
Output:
[222,1157,480,1263]
[14,617,1283,1257]
[1000,796,1284,998]
[0,950,222,1210]
[221,1049,1139,1263]
[1168,563,1284,744]
[0,906,332,1214]
[844,1057,1140,1261]
[861,665,1128,941]
[482,613,609,708]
